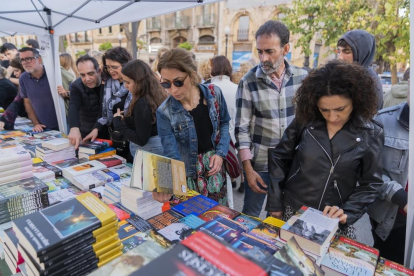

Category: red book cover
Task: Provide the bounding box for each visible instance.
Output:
[95,138,113,146]
[96,156,122,168]
[376,258,414,275]
[198,204,240,222]
[108,204,131,221]
[182,231,267,276]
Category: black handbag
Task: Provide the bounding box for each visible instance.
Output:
[108,125,127,151]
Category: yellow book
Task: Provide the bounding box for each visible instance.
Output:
[32,157,43,164]
[97,244,123,267]
[95,239,122,257]
[93,233,120,251]
[95,226,119,243]
[92,220,119,237]
[263,216,285,228]
[76,192,117,226]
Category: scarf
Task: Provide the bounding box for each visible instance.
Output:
[98,78,131,126]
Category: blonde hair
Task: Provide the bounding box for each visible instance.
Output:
[152,47,169,72]
[60,53,79,77]
[88,50,104,69]
[198,59,211,82]
[0,67,6,79]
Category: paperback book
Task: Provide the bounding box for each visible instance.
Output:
[172,194,218,216]
[375,258,414,276]
[198,204,240,221]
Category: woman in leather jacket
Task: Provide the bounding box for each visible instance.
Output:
[267,60,384,238]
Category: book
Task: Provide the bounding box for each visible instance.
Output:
[47,189,77,205]
[0,171,34,185]
[51,158,82,168]
[180,214,206,229]
[0,145,31,166]
[280,206,338,256]
[117,221,139,241]
[96,155,125,167]
[0,130,26,139]
[88,240,165,276]
[0,158,32,171]
[126,215,152,232]
[234,214,261,231]
[197,215,249,243]
[12,192,117,258]
[275,237,325,276]
[41,138,71,151]
[198,204,240,221]
[78,147,116,160]
[147,210,184,231]
[248,216,285,248]
[62,160,107,182]
[32,130,62,139]
[121,188,163,220]
[172,194,218,216]
[264,255,303,276]
[32,166,55,182]
[34,163,62,177]
[0,164,33,179]
[72,173,105,190]
[108,204,130,221]
[2,227,21,262]
[157,221,192,243]
[131,150,188,195]
[79,141,109,154]
[321,235,380,276]
[230,233,278,262]
[43,177,74,192]
[375,258,414,276]
[133,231,267,276]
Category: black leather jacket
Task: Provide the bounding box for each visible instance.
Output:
[266,116,384,226]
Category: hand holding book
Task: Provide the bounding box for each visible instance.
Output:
[323,205,347,224]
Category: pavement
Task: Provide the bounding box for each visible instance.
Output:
[230,184,374,246]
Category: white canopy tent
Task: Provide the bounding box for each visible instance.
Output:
[0,0,220,134]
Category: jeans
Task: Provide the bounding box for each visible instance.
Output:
[129,135,163,159]
[241,171,268,217]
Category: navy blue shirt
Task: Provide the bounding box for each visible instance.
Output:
[19,68,58,129]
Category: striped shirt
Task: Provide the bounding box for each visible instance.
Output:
[235,61,308,172]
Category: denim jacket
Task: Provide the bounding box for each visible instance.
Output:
[156,84,231,178]
[368,102,409,240]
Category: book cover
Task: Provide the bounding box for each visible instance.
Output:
[197,216,249,243]
[198,204,240,222]
[0,130,26,139]
[79,141,109,154]
[0,145,31,165]
[121,232,149,253]
[375,258,414,276]
[264,255,303,276]
[72,173,105,190]
[32,166,55,182]
[96,156,123,168]
[107,164,132,179]
[0,158,32,172]
[0,171,34,185]
[51,158,81,168]
[158,222,191,243]
[131,150,188,195]
[47,189,77,205]
[126,216,152,233]
[108,204,131,221]
[249,218,284,248]
[41,164,62,177]
[117,221,139,241]
[180,214,206,229]
[234,214,261,231]
[3,227,20,259]
[88,240,165,276]
[79,148,116,160]
[12,192,116,258]
[275,237,325,276]
[101,168,120,181]
[147,210,184,231]
[33,130,62,139]
[0,164,33,179]
[62,160,107,182]
[41,138,71,151]
[44,178,74,192]
[172,194,218,216]
[231,233,278,261]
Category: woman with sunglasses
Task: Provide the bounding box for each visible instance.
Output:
[153,48,231,205]
[84,47,132,157]
[112,59,167,158]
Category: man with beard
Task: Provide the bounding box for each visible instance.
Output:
[67,55,105,149]
[235,20,308,217]
[19,47,59,131]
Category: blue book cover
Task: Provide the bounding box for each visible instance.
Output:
[197,216,248,244]
[101,168,120,181]
[234,214,261,231]
[230,233,278,262]
[180,214,205,229]
[171,195,218,216]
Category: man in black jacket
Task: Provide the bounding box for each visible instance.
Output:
[67,55,104,149]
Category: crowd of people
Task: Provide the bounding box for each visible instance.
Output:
[0,20,410,265]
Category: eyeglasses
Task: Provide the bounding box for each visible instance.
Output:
[103,65,121,71]
[160,75,188,89]
[20,56,39,64]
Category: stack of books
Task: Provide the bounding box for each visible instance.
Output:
[79,141,110,156]
[35,138,75,163]
[103,182,123,204]
[78,147,116,160]
[0,176,49,225]
[61,160,107,184]
[1,227,25,274]
[12,192,122,276]
[121,188,164,220]
[0,144,33,184]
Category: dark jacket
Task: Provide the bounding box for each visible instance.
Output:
[0,78,17,110]
[339,30,384,110]
[267,116,384,226]
[68,77,103,138]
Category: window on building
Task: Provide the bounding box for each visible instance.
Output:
[199,35,214,44]
[173,36,187,48]
[108,26,112,34]
[75,33,79,42]
[313,44,322,68]
[99,28,102,34]
[237,16,250,41]
[150,37,162,44]
[120,24,123,33]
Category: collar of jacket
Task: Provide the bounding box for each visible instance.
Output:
[397,103,409,130]
[306,115,371,158]
[170,84,212,114]
[255,60,294,86]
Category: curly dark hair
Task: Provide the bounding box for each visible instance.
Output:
[102,46,132,81]
[294,60,377,124]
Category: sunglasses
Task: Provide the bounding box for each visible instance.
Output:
[160,75,188,89]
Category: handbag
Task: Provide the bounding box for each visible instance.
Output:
[208,84,241,179]
[108,125,127,151]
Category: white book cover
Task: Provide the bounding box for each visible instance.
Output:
[41,138,71,151]
[0,159,32,172]
[32,167,55,182]
[72,173,104,190]
[0,171,33,185]
[0,164,33,179]
[0,146,31,166]
[108,164,132,176]
[33,130,62,138]
[62,160,107,182]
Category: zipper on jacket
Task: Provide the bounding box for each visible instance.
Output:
[286,167,300,184]
[334,180,343,205]
[307,129,342,209]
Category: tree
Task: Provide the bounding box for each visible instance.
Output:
[121,21,140,59]
[177,41,193,51]
[99,42,113,51]
[280,1,323,69]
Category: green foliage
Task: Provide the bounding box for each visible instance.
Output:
[136,39,147,50]
[63,40,68,50]
[76,50,86,57]
[177,41,193,50]
[99,42,113,51]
